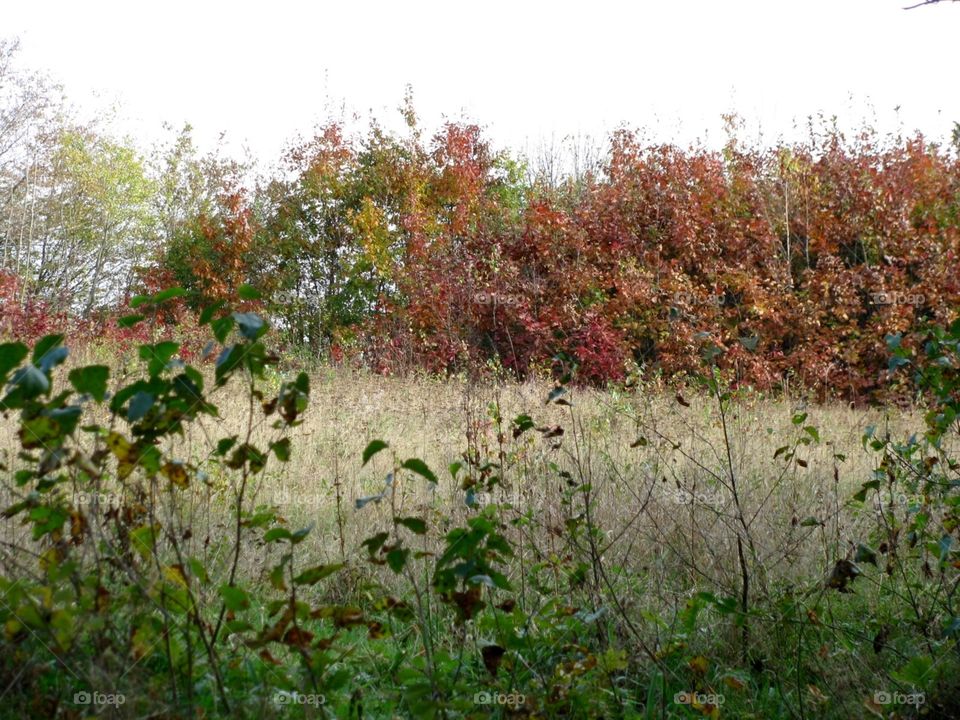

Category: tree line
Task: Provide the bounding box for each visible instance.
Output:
[2,38,960,401]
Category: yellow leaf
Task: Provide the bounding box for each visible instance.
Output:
[106,432,133,460]
[688,655,709,675]
[4,619,22,639]
[161,462,189,488]
[599,648,629,672]
[723,675,746,691]
[163,564,189,588]
[107,432,138,479]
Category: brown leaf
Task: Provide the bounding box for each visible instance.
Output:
[70,510,87,545]
[367,621,387,639]
[481,644,506,676]
[96,585,110,613]
[282,627,314,648]
[451,585,485,621]
[826,559,860,592]
[873,625,890,654]
[258,649,283,665]
[161,462,189,488]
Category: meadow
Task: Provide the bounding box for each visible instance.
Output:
[2,28,959,718]
[1,305,957,718]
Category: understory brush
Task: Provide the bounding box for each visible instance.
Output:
[0,289,956,719]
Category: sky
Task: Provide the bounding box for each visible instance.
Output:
[3,0,958,163]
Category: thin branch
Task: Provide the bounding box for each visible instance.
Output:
[904,0,959,9]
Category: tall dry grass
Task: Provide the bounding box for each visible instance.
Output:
[0,360,921,589]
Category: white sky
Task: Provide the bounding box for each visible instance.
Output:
[3,0,958,163]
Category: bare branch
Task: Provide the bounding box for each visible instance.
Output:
[904,0,959,9]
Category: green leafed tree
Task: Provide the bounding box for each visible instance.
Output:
[30,127,158,313]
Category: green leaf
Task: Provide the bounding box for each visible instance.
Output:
[238,284,262,301]
[215,345,245,383]
[362,440,389,466]
[32,334,65,364]
[68,365,109,402]
[293,371,309,394]
[398,517,428,535]
[211,316,235,343]
[8,365,50,399]
[355,494,383,509]
[128,391,155,422]
[291,525,313,544]
[855,543,878,565]
[270,438,291,462]
[199,301,226,326]
[130,524,159,560]
[153,287,187,304]
[38,347,68,375]
[401,458,438,484]
[268,562,288,591]
[216,437,238,456]
[140,341,180,366]
[546,386,567,404]
[853,479,880,503]
[232,312,266,341]
[29,506,68,539]
[893,655,933,688]
[938,534,954,561]
[294,563,344,585]
[361,532,389,557]
[264,527,294,543]
[386,548,409,573]
[218,584,250,611]
[512,413,535,437]
[945,616,960,637]
[117,314,145,329]
[188,558,210,585]
[0,342,29,382]
[21,416,63,449]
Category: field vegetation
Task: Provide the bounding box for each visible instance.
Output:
[1,30,959,720]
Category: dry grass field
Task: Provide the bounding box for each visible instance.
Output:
[3,346,953,718]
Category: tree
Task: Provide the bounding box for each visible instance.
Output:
[34,127,157,313]
[0,38,61,291]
